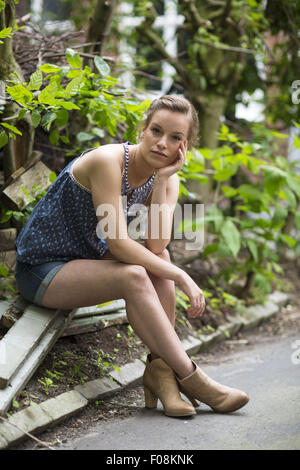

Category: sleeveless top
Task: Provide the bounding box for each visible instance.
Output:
[15,143,155,265]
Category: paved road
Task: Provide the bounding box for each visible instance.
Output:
[61,332,300,451]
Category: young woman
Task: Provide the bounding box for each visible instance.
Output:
[15,95,249,417]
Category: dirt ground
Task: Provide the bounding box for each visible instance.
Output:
[8,252,300,450]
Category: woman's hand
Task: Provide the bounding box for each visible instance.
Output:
[176,269,206,318]
[155,140,187,179]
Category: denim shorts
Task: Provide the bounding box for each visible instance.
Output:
[14,259,68,306]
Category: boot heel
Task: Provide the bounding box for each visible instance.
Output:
[184,393,201,408]
[178,384,200,407]
[144,386,158,408]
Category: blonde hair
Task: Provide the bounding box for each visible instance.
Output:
[142,95,199,149]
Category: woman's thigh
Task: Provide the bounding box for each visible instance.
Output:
[41,258,135,310]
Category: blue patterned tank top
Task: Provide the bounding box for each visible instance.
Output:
[15,143,155,265]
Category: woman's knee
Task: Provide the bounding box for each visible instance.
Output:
[123,264,152,293]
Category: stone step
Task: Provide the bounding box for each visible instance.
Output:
[0,305,62,389]
[72,299,126,318]
[61,309,128,336]
[0,309,74,415]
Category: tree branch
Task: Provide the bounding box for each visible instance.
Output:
[196,38,254,54]
[136,22,190,86]
[182,0,212,29]
[0,415,57,450]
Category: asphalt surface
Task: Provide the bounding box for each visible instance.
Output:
[60,331,300,451]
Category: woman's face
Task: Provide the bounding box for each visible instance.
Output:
[140,109,189,169]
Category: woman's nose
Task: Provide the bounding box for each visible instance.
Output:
[157,135,167,148]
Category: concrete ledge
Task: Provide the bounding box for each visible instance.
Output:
[0,404,52,448]
[109,359,145,386]
[75,376,121,402]
[40,391,88,426]
[198,330,224,351]
[181,335,202,355]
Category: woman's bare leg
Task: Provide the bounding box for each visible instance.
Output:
[41,259,194,379]
[147,249,176,327]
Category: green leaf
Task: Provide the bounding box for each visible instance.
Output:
[0,130,8,148]
[0,27,12,39]
[6,84,33,105]
[201,243,219,258]
[17,108,27,120]
[31,109,41,128]
[39,63,61,73]
[76,132,94,142]
[0,264,9,276]
[222,186,238,197]
[66,74,84,96]
[246,239,258,262]
[65,48,82,69]
[28,70,43,91]
[41,111,57,131]
[94,56,110,77]
[220,219,241,258]
[295,211,300,230]
[293,136,300,149]
[286,174,300,199]
[49,171,57,183]
[271,205,287,228]
[271,130,288,139]
[278,234,296,248]
[1,122,22,135]
[49,127,59,145]
[56,100,80,110]
[55,109,69,127]
[38,82,58,105]
[237,184,262,201]
[263,167,287,196]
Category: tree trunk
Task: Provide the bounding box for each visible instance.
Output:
[84,0,117,65]
[0,0,35,181]
[185,93,227,204]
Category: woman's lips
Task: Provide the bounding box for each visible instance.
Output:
[151,150,168,158]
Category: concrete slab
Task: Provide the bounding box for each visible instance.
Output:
[0,404,52,448]
[0,305,60,388]
[268,291,290,308]
[109,359,145,386]
[0,310,75,415]
[198,330,224,351]
[40,390,88,425]
[73,299,126,318]
[219,321,241,338]
[181,335,202,355]
[75,376,121,402]
[0,431,8,450]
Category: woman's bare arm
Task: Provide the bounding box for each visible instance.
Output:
[88,150,205,315]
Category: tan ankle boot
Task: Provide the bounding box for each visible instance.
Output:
[177,361,249,413]
[143,355,196,417]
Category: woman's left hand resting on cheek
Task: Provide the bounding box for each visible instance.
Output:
[155,140,187,180]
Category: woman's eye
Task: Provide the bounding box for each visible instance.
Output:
[152,128,160,134]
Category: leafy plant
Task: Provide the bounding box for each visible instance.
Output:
[37,377,57,395]
[1,49,150,156]
[92,348,120,376]
[178,122,300,299]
